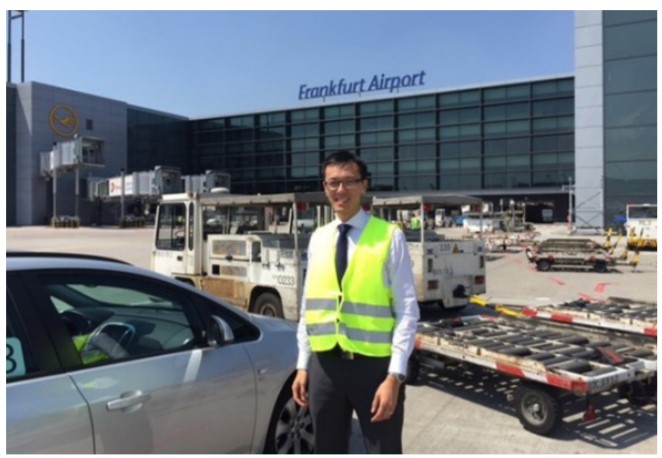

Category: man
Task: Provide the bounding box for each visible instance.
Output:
[292,150,420,454]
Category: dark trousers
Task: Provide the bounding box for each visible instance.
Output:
[308,349,405,454]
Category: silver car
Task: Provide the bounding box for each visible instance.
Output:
[6,252,314,453]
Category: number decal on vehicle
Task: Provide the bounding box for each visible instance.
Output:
[6,338,26,378]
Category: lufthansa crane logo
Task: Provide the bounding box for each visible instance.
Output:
[48,104,79,138]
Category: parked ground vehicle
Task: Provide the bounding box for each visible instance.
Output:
[6,252,313,454]
[371,194,487,310]
[152,191,337,320]
[625,203,657,250]
[525,238,615,272]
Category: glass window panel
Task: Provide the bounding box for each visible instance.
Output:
[418,128,435,141]
[557,98,574,115]
[532,153,558,167]
[371,176,395,191]
[506,84,530,99]
[604,21,657,60]
[462,173,482,189]
[460,108,480,123]
[459,124,480,138]
[399,129,416,143]
[484,173,507,189]
[417,111,436,127]
[484,122,506,137]
[557,116,574,131]
[484,105,506,122]
[439,174,461,190]
[398,98,416,111]
[558,79,574,95]
[533,100,558,117]
[418,160,435,172]
[339,134,355,147]
[604,10,657,26]
[325,136,340,149]
[372,162,392,174]
[533,118,557,133]
[400,161,417,172]
[532,81,557,97]
[508,172,531,187]
[484,156,507,170]
[291,123,318,137]
[507,154,529,169]
[558,152,574,165]
[305,138,319,149]
[291,139,307,151]
[461,141,481,157]
[506,102,529,119]
[507,137,530,154]
[459,90,480,105]
[360,132,378,145]
[440,142,460,157]
[533,171,562,186]
[360,102,380,115]
[605,91,657,127]
[484,87,506,102]
[484,139,506,155]
[605,126,656,161]
[558,134,574,151]
[532,135,557,152]
[440,109,460,126]
[440,158,460,171]
[291,108,319,122]
[439,92,459,107]
[605,160,657,195]
[376,100,394,113]
[439,126,460,140]
[461,157,481,171]
[377,131,393,144]
[507,120,529,135]
[605,56,657,94]
[416,96,435,109]
[397,114,417,129]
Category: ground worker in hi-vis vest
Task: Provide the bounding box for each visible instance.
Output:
[292,151,420,454]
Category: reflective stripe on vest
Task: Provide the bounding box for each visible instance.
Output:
[305,216,396,357]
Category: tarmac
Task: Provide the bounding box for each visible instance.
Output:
[6,224,658,454]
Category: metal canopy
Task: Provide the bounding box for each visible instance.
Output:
[198,191,334,207]
[371,192,483,208]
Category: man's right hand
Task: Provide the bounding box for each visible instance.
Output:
[292,369,309,407]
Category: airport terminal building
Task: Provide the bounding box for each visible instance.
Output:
[6,11,657,228]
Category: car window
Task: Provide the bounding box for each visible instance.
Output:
[37,272,205,367]
[6,291,38,381]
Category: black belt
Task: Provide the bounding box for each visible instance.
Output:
[317,345,373,360]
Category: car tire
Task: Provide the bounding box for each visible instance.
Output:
[264,385,314,454]
[513,383,562,436]
[252,292,284,318]
[536,259,552,272]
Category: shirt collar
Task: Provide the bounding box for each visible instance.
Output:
[335,209,369,231]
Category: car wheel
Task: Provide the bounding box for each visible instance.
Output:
[536,259,552,272]
[593,261,608,273]
[253,292,284,318]
[264,388,314,454]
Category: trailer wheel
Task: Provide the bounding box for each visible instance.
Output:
[513,384,562,436]
[405,355,421,385]
[252,292,284,318]
[593,261,608,273]
[536,259,552,272]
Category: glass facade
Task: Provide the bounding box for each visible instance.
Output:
[190,77,574,195]
[603,11,657,225]
[127,108,189,173]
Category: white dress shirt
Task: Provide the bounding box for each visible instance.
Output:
[296,209,420,376]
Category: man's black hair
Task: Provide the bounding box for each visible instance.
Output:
[321,150,369,180]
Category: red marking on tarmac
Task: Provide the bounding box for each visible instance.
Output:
[549,277,565,286]
[594,282,609,293]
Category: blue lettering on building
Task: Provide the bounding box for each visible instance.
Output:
[298,71,426,100]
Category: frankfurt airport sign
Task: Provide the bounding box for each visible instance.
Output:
[298,70,426,101]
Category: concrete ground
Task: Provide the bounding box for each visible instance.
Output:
[6,224,658,454]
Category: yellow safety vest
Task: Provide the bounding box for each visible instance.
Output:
[305,216,396,357]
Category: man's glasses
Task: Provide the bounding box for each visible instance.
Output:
[323,178,364,191]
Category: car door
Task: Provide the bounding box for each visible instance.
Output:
[6,279,95,454]
[23,268,258,453]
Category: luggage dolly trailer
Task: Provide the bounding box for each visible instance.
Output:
[525,238,615,273]
[409,315,657,436]
[470,295,657,343]
[519,297,657,341]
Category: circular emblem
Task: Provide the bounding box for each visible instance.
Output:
[48,104,79,138]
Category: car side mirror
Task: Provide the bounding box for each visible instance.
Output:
[207,315,235,347]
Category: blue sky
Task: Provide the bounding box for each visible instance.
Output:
[10,10,575,118]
